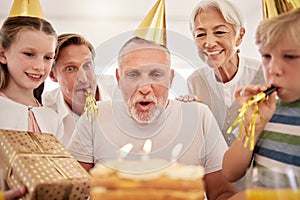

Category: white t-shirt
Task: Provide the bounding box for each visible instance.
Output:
[68,99,228,174]
[42,75,116,147]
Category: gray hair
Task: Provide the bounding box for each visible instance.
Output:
[118,37,170,66]
[190,0,245,35]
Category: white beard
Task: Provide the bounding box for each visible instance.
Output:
[128,94,164,124]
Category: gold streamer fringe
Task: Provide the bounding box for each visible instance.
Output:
[227,92,267,150]
[83,92,98,122]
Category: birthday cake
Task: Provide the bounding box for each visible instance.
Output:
[90,159,205,200]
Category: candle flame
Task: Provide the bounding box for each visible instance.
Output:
[143,139,152,153]
[120,143,133,158]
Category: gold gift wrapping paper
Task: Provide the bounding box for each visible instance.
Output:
[0,129,90,200]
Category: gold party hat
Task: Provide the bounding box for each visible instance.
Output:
[9,0,45,19]
[263,0,300,19]
[134,0,167,46]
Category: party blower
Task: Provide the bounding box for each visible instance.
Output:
[227,86,278,150]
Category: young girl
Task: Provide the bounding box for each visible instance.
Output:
[223,8,300,186]
[0,16,62,134]
[0,16,62,199]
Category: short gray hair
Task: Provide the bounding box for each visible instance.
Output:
[118,37,170,66]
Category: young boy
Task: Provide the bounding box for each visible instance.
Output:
[223,8,300,184]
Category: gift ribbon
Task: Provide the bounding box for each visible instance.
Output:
[6,152,72,181]
[5,132,72,182]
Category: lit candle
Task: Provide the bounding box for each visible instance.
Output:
[171,143,183,163]
[118,143,133,162]
[141,139,152,161]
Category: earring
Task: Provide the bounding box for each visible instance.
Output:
[236,48,240,53]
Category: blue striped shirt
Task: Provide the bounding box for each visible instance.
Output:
[253,100,300,182]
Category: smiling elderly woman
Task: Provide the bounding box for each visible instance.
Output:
[187,0,264,147]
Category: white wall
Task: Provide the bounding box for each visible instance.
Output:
[0,0,264,95]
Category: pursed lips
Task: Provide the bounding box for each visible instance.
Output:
[75,86,91,93]
[270,83,281,94]
[136,100,153,111]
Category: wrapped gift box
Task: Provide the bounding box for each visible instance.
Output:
[0,129,90,200]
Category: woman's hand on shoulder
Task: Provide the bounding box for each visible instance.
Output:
[176,95,202,103]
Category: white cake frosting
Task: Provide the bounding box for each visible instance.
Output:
[91,159,204,181]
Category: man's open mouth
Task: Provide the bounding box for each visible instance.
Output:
[137,101,153,111]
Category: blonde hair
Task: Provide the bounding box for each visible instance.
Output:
[0,16,57,102]
[54,33,95,62]
[255,8,300,49]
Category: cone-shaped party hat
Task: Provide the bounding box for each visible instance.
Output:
[134,0,166,46]
[263,0,300,19]
[9,0,45,19]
